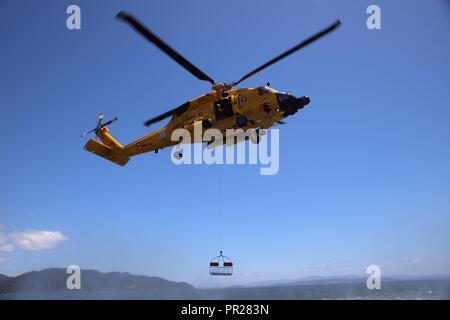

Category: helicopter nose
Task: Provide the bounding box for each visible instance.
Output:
[276,93,310,116]
[299,96,310,107]
[291,96,310,112]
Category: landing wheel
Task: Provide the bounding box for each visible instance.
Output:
[249,129,262,144]
[236,115,248,128]
[173,144,183,160]
[174,151,183,160]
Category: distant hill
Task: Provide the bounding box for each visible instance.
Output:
[0,269,448,300]
[0,274,11,284]
[0,268,194,295]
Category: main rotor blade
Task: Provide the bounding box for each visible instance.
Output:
[143,110,175,127]
[143,102,189,127]
[116,11,215,84]
[234,20,341,86]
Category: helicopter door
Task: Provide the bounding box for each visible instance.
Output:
[214,98,234,121]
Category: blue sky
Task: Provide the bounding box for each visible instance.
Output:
[1,0,450,287]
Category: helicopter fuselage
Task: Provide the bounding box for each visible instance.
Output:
[83,86,309,166]
[122,86,309,156]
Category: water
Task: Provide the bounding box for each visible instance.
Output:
[1,279,449,300]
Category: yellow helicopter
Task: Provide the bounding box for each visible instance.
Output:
[82,11,340,166]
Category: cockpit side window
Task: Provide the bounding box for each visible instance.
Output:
[214,98,234,121]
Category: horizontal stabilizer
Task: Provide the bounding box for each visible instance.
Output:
[83,139,130,166]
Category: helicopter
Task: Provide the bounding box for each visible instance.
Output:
[82,11,341,166]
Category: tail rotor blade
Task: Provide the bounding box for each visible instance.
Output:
[82,115,117,138]
[101,117,118,127]
[81,128,96,137]
[97,113,104,126]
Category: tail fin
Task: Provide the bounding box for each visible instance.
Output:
[83,127,130,166]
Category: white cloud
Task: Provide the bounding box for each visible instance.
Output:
[9,230,68,251]
[0,232,15,252]
[1,227,68,253]
[0,244,15,253]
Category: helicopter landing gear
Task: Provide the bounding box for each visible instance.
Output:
[173,144,183,160]
[174,151,183,160]
[249,128,266,144]
[236,115,248,128]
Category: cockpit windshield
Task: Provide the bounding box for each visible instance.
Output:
[275,92,291,101]
[257,86,277,95]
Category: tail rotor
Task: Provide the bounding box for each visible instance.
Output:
[81,114,118,137]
